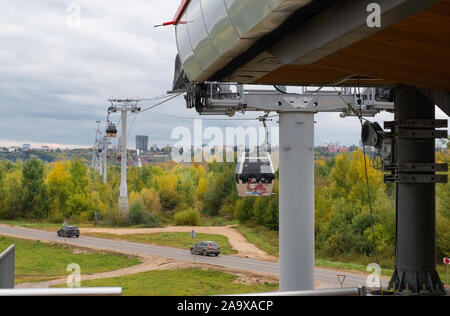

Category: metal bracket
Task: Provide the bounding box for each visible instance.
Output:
[385,119,448,129]
[186,83,394,117]
[385,163,448,173]
[384,174,448,184]
[386,130,448,139]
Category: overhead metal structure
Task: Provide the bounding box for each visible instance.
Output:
[170,0,449,295]
[180,82,394,292]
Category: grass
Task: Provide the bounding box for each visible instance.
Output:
[0,220,68,231]
[234,225,279,258]
[199,216,239,227]
[55,268,278,296]
[87,232,238,255]
[0,236,140,284]
[235,225,450,285]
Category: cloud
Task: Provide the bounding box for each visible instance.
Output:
[0,1,446,149]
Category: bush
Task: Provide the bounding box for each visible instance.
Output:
[174,209,201,226]
[128,200,147,226]
[159,187,179,210]
[234,198,255,223]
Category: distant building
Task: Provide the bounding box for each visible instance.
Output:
[41,146,50,152]
[136,135,149,153]
[150,144,159,152]
[23,144,31,151]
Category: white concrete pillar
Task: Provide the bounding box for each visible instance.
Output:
[279,111,315,291]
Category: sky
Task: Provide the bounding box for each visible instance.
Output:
[0,1,447,149]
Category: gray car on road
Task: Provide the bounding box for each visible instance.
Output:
[190,241,221,256]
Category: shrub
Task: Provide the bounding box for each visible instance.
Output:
[234,198,255,223]
[174,209,201,226]
[159,187,179,210]
[128,200,147,226]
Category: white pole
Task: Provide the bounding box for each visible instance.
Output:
[118,109,129,216]
[99,151,103,176]
[279,112,315,291]
[103,138,108,183]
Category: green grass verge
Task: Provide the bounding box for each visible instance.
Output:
[0,236,140,284]
[234,225,279,258]
[55,268,278,296]
[87,232,237,255]
[235,225,450,285]
[0,220,68,231]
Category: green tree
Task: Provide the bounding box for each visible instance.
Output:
[0,170,22,219]
[69,159,89,195]
[47,162,71,221]
[21,158,47,219]
[234,197,255,223]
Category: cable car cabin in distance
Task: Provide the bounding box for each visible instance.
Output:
[106,122,118,138]
[235,153,275,197]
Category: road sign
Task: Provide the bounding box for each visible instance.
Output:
[337,275,346,288]
[190,230,196,239]
[445,258,450,286]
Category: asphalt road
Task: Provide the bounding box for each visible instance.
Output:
[0,224,386,289]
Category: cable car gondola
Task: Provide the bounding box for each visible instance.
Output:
[235,152,275,197]
[235,115,275,197]
[106,121,118,138]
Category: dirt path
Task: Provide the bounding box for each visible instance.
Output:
[15,254,282,289]
[80,226,278,262]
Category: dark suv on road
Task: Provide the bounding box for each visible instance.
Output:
[190,241,221,256]
[57,226,80,238]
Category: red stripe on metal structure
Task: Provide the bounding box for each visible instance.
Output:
[173,0,191,25]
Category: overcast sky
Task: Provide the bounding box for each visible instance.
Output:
[0,1,447,149]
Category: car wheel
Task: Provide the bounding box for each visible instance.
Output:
[215,253,219,257]
[190,249,194,255]
[203,250,207,256]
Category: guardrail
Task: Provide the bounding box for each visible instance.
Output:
[0,245,15,289]
[0,288,122,296]
[234,286,367,297]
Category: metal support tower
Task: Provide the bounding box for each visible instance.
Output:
[108,99,141,217]
[103,136,109,184]
[93,121,103,175]
[386,85,447,295]
[279,111,315,291]
[182,83,394,291]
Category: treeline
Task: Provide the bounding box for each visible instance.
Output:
[0,148,448,263]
